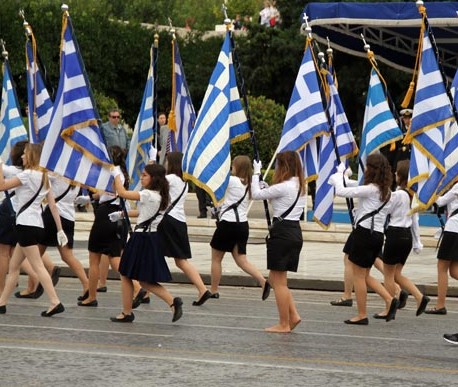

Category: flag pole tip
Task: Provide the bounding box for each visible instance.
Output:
[300,24,311,36]
[61,4,69,12]
[416,1,424,7]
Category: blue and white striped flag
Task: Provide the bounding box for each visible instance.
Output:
[358,68,403,184]
[407,29,454,208]
[126,44,155,191]
[0,60,28,164]
[40,11,113,192]
[25,30,53,143]
[169,39,196,152]
[278,41,328,152]
[300,140,318,182]
[182,32,250,204]
[314,70,357,228]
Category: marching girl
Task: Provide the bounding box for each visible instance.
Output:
[110,163,183,323]
[378,160,429,317]
[329,153,398,325]
[77,146,129,307]
[424,181,458,315]
[0,143,67,317]
[210,155,270,300]
[251,151,305,333]
[158,152,211,306]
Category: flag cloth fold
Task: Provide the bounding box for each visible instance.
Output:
[40,11,113,192]
[278,40,328,153]
[182,32,250,205]
[358,68,403,184]
[169,39,196,153]
[126,44,155,191]
[25,27,53,143]
[0,60,28,164]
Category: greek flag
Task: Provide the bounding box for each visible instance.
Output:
[40,11,113,192]
[0,60,28,164]
[126,44,155,190]
[314,70,357,228]
[25,29,53,143]
[169,39,196,152]
[358,68,403,183]
[182,32,250,204]
[407,29,454,208]
[278,41,328,152]
[300,140,318,182]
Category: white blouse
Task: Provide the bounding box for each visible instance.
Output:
[166,174,187,223]
[436,183,458,233]
[16,169,49,227]
[135,189,162,232]
[218,176,249,223]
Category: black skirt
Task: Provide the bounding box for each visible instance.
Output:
[0,199,17,246]
[119,231,172,283]
[347,226,384,269]
[88,202,128,257]
[437,231,458,262]
[40,206,75,249]
[382,226,412,265]
[210,220,249,255]
[16,225,45,247]
[158,214,192,259]
[266,220,302,272]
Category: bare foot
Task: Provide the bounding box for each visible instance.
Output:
[290,318,302,331]
[265,324,291,333]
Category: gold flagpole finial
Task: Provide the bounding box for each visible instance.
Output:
[222,3,231,31]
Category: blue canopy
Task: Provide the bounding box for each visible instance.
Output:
[302,2,458,79]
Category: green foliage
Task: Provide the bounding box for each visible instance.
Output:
[231,95,285,167]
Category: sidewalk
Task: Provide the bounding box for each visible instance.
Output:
[44,193,456,297]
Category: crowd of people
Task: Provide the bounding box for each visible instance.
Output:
[0,107,456,341]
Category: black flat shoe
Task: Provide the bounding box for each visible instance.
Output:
[425,307,447,315]
[141,297,150,304]
[386,298,399,322]
[41,303,65,317]
[97,286,107,293]
[416,295,431,316]
[373,313,387,319]
[15,290,39,299]
[344,318,368,325]
[110,312,135,323]
[32,284,44,299]
[171,297,183,322]
[398,290,409,309]
[262,281,271,301]
[51,266,61,286]
[0,305,5,314]
[192,290,212,306]
[77,300,98,307]
[330,298,353,307]
[210,292,219,299]
[132,288,147,309]
[77,290,89,302]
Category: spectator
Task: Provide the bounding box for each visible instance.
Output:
[233,14,243,30]
[157,112,170,165]
[259,1,272,27]
[101,108,129,152]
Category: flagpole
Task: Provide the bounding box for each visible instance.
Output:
[222,4,272,227]
[153,33,159,151]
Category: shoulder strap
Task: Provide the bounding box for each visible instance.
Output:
[276,188,301,222]
[16,180,44,218]
[449,207,458,218]
[164,182,187,215]
[218,186,248,222]
[54,184,72,203]
[134,208,162,232]
[356,200,388,227]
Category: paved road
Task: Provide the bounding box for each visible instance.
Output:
[1,278,457,386]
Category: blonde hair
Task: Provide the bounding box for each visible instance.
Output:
[232,155,252,198]
[24,143,49,188]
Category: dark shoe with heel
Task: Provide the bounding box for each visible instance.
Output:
[171,297,183,322]
[110,312,135,323]
[132,288,147,309]
[192,290,212,306]
[41,303,65,317]
[262,281,271,301]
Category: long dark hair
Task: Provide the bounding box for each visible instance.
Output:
[272,151,305,194]
[10,140,27,168]
[166,152,183,179]
[109,146,129,189]
[144,163,169,211]
[364,153,392,201]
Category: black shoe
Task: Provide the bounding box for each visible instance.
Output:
[0,305,5,314]
[386,298,399,322]
[141,297,150,304]
[110,312,135,323]
[132,288,147,309]
[77,300,98,307]
[210,292,219,299]
[97,286,107,293]
[32,284,44,299]
[262,281,271,301]
[15,289,41,299]
[330,298,353,307]
[41,303,65,317]
[416,295,430,316]
[373,313,387,320]
[344,318,368,325]
[192,290,212,306]
[51,266,61,287]
[171,297,183,322]
[425,307,447,315]
[77,290,89,302]
[398,290,409,309]
[443,333,458,345]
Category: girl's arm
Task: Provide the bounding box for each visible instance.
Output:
[251,174,284,201]
[329,172,374,198]
[46,190,68,246]
[113,173,140,201]
[436,184,458,207]
[0,162,21,191]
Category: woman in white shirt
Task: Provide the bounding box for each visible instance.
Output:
[110,163,183,323]
[251,151,306,333]
[329,153,398,325]
[210,155,269,301]
[425,182,458,315]
[158,152,210,306]
[0,143,67,317]
[379,160,429,317]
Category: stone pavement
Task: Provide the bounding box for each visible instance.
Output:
[44,193,457,297]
